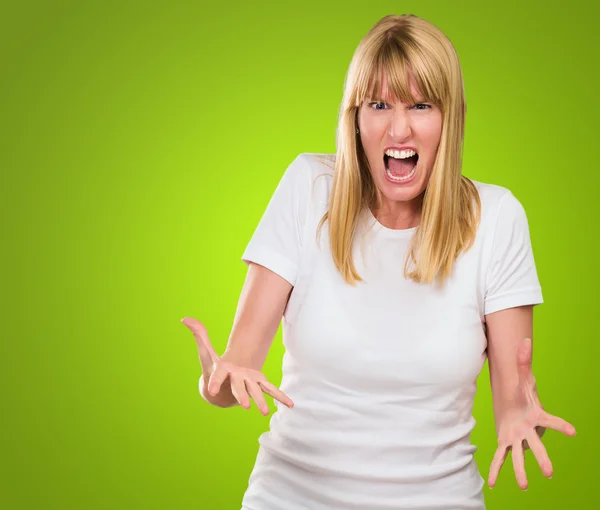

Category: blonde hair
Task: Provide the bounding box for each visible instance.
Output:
[317,13,481,286]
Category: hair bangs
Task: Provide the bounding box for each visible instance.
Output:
[403,44,446,107]
[351,37,442,108]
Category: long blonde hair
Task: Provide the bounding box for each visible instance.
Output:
[317,14,481,286]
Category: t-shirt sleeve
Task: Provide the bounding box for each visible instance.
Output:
[241,154,311,286]
[484,191,544,315]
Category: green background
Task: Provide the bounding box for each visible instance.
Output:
[1,1,597,508]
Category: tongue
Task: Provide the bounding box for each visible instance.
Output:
[388,155,417,177]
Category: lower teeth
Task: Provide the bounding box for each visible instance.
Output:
[385,165,416,182]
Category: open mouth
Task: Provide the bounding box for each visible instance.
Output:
[384,152,419,182]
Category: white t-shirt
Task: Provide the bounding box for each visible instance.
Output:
[239,153,543,510]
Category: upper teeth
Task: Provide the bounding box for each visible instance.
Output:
[385,149,416,159]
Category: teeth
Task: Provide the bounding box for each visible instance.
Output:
[385,149,417,159]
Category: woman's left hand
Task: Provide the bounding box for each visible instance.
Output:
[487,337,577,490]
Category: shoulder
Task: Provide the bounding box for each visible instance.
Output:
[471,179,515,211]
[289,152,335,201]
[470,179,529,234]
[294,152,335,180]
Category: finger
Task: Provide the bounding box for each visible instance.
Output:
[512,440,528,490]
[258,380,295,408]
[181,317,220,363]
[526,430,553,478]
[538,412,576,436]
[245,380,270,415]
[207,364,229,396]
[230,373,251,409]
[488,444,509,488]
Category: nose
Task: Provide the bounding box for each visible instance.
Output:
[388,107,411,139]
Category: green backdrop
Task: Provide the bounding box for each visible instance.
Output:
[1,1,597,508]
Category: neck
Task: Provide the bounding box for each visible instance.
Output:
[372,196,423,230]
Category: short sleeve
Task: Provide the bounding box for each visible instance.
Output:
[484,191,544,315]
[241,154,311,286]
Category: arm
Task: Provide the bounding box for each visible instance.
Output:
[485,304,537,435]
[485,305,576,490]
[199,262,292,407]
[199,261,293,408]
[186,154,311,411]
[482,190,576,490]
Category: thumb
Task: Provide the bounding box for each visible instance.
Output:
[517,337,533,384]
[181,317,220,366]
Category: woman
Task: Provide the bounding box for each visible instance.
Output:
[182,14,576,509]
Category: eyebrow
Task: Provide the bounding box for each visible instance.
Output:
[366,97,427,103]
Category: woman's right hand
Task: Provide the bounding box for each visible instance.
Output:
[181,316,294,415]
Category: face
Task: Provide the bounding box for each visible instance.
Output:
[357,72,443,213]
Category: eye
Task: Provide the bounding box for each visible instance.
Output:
[368,102,389,110]
[412,103,431,111]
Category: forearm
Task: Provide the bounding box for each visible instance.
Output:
[486,305,535,434]
[489,369,519,433]
[195,263,291,408]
